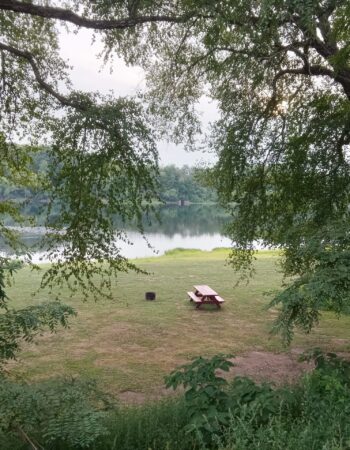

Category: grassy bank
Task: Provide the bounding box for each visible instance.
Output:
[6,248,350,397]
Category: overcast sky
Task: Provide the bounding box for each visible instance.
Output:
[59,28,218,167]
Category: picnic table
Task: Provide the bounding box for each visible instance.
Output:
[187,285,225,309]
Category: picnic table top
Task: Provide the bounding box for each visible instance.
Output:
[194,285,218,296]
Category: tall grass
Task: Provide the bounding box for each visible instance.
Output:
[219,394,350,450]
[0,396,196,450]
[98,398,197,450]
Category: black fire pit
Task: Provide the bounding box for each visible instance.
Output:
[145,291,156,301]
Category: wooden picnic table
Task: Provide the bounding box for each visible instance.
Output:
[187,285,225,309]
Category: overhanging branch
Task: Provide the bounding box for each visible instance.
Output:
[273,65,336,83]
[0,0,192,29]
[0,41,85,110]
[274,65,350,99]
[262,64,337,116]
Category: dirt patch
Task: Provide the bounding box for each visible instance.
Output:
[331,339,350,347]
[118,388,174,405]
[117,351,314,404]
[227,350,313,385]
[118,391,147,404]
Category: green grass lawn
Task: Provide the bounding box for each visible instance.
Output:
[6,249,350,397]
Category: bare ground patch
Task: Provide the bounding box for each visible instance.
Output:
[117,350,314,404]
[118,387,173,405]
[227,350,314,385]
[118,391,147,404]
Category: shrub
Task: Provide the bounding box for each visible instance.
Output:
[165,354,234,446]
[219,350,350,450]
[0,378,110,449]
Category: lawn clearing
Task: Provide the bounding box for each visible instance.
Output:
[6,249,350,399]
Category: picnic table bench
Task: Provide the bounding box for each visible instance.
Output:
[187,285,225,309]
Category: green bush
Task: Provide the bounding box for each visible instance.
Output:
[165,354,234,445]
[218,351,350,450]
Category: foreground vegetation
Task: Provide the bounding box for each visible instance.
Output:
[2,350,350,450]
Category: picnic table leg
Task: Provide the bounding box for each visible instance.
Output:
[210,296,221,309]
[196,295,206,309]
[215,296,222,308]
[205,295,220,309]
[192,294,222,310]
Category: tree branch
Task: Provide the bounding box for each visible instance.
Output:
[216,41,310,62]
[335,125,350,165]
[0,0,192,29]
[275,65,336,80]
[0,41,86,110]
[262,64,337,116]
[16,425,43,450]
[295,62,350,98]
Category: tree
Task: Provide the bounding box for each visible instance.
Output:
[0,1,168,298]
[0,0,349,344]
[0,1,169,369]
[120,0,350,342]
[158,165,217,203]
[0,7,172,444]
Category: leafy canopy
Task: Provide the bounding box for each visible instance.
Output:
[0,3,160,297]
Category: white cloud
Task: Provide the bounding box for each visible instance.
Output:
[59,28,145,95]
[59,27,218,167]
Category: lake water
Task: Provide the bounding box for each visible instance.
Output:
[1,205,233,262]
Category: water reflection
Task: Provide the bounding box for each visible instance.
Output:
[1,205,232,260]
[116,204,230,237]
[117,231,231,259]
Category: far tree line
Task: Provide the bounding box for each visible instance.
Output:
[0,151,217,214]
